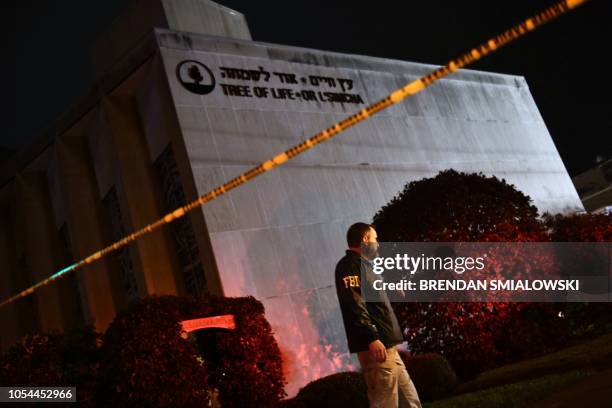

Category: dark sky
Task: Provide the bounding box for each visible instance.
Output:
[4,0,610,176]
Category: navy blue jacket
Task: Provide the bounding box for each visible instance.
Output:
[335,249,405,353]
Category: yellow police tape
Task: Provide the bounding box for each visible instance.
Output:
[0,0,590,310]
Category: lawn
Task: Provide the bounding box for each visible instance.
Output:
[423,332,612,407]
[424,369,594,408]
[453,332,612,394]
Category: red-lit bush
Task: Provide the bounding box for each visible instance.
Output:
[399,351,457,401]
[372,169,547,243]
[191,295,287,408]
[372,170,573,379]
[543,212,612,337]
[291,371,368,408]
[543,212,612,242]
[96,295,286,407]
[0,326,101,406]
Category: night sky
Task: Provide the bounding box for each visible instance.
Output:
[4,0,610,176]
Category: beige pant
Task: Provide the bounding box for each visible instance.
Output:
[358,346,422,408]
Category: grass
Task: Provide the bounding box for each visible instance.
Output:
[278,332,612,407]
[453,332,612,394]
[424,369,594,408]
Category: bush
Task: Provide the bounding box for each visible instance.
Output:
[399,352,457,401]
[372,169,547,242]
[543,212,612,242]
[372,170,571,379]
[96,295,286,407]
[292,371,368,407]
[95,296,210,407]
[543,212,612,337]
[191,295,287,408]
[0,326,101,406]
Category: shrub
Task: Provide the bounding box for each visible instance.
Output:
[191,295,287,408]
[543,212,612,242]
[293,371,368,407]
[372,170,571,379]
[95,296,210,407]
[96,295,286,407]
[543,212,612,337]
[372,169,547,243]
[399,352,457,401]
[0,326,101,406]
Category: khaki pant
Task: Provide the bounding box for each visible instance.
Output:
[358,346,422,408]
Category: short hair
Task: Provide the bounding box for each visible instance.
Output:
[346,222,374,248]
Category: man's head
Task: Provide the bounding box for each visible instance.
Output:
[346,222,379,259]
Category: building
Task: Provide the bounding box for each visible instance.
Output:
[572,158,612,213]
[0,0,584,396]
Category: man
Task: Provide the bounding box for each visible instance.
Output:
[335,222,422,408]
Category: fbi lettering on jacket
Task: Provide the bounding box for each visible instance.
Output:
[343,275,361,288]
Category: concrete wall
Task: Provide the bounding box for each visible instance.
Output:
[92,0,250,77]
[52,114,125,331]
[157,30,584,395]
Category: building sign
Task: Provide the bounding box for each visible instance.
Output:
[180,314,236,333]
[176,60,364,104]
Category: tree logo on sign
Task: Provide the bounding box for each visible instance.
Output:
[176,60,216,95]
